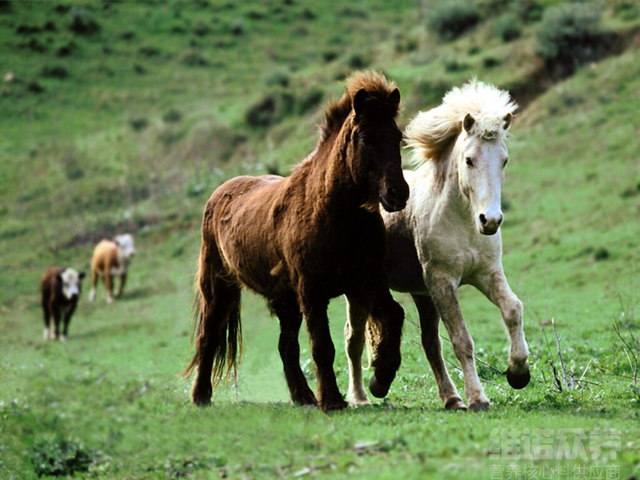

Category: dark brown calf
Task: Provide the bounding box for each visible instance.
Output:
[40,267,85,341]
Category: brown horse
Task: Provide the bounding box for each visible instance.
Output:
[182,72,410,412]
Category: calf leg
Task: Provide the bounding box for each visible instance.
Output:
[344,296,371,406]
[117,273,127,298]
[104,272,114,303]
[269,298,317,406]
[474,272,530,389]
[61,305,77,342]
[52,308,62,340]
[42,304,52,340]
[412,294,465,410]
[89,268,98,302]
[427,273,489,411]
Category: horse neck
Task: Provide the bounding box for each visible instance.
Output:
[305,123,370,212]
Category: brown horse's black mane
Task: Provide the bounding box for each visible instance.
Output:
[320,71,400,142]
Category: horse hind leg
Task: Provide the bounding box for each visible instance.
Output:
[344,296,371,407]
[412,294,466,410]
[189,277,241,407]
[270,297,317,407]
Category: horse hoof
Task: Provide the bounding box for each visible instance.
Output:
[191,385,213,407]
[506,369,531,390]
[293,392,318,407]
[320,398,348,412]
[444,397,467,411]
[369,375,390,399]
[469,401,490,412]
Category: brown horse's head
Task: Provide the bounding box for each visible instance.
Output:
[333,72,409,212]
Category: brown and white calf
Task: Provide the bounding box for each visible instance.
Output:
[89,233,136,303]
[41,267,85,341]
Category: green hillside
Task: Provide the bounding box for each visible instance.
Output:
[1,1,639,478]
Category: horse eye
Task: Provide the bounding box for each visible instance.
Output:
[503,158,509,168]
[466,157,473,167]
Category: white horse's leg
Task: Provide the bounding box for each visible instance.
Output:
[475,272,530,389]
[412,294,466,410]
[427,273,490,411]
[344,296,371,406]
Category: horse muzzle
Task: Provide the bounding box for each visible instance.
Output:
[380,185,409,213]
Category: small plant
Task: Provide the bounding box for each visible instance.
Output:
[29,435,102,477]
[427,2,480,41]
[546,319,594,391]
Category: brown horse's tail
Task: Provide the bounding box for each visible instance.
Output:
[181,232,243,395]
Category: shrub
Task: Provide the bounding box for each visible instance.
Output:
[181,49,209,67]
[41,65,69,79]
[68,7,100,35]
[129,117,149,132]
[428,2,480,41]
[163,108,182,123]
[536,4,613,74]
[264,69,290,88]
[493,14,522,42]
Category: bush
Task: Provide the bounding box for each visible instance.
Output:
[245,89,295,128]
[163,108,182,123]
[493,15,522,42]
[428,2,480,41]
[536,4,613,74]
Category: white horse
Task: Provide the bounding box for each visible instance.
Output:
[345,80,530,411]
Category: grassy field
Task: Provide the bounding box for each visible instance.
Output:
[1,1,640,479]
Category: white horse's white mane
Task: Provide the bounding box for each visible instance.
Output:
[405,80,518,165]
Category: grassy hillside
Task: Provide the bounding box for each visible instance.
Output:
[1,1,640,479]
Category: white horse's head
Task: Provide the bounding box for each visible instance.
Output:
[405,80,517,236]
[456,112,513,235]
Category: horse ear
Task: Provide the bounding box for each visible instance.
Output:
[353,89,368,117]
[388,88,400,108]
[463,113,475,133]
[503,112,513,130]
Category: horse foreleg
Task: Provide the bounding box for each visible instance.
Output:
[428,273,489,411]
[412,294,466,410]
[475,272,530,389]
[364,289,404,399]
[344,296,371,407]
[270,298,317,407]
[302,298,347,412]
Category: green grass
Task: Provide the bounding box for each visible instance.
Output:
[1,1,640,479]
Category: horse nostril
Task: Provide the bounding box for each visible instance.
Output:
[479,214,487,226]
[386,187,398,201]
